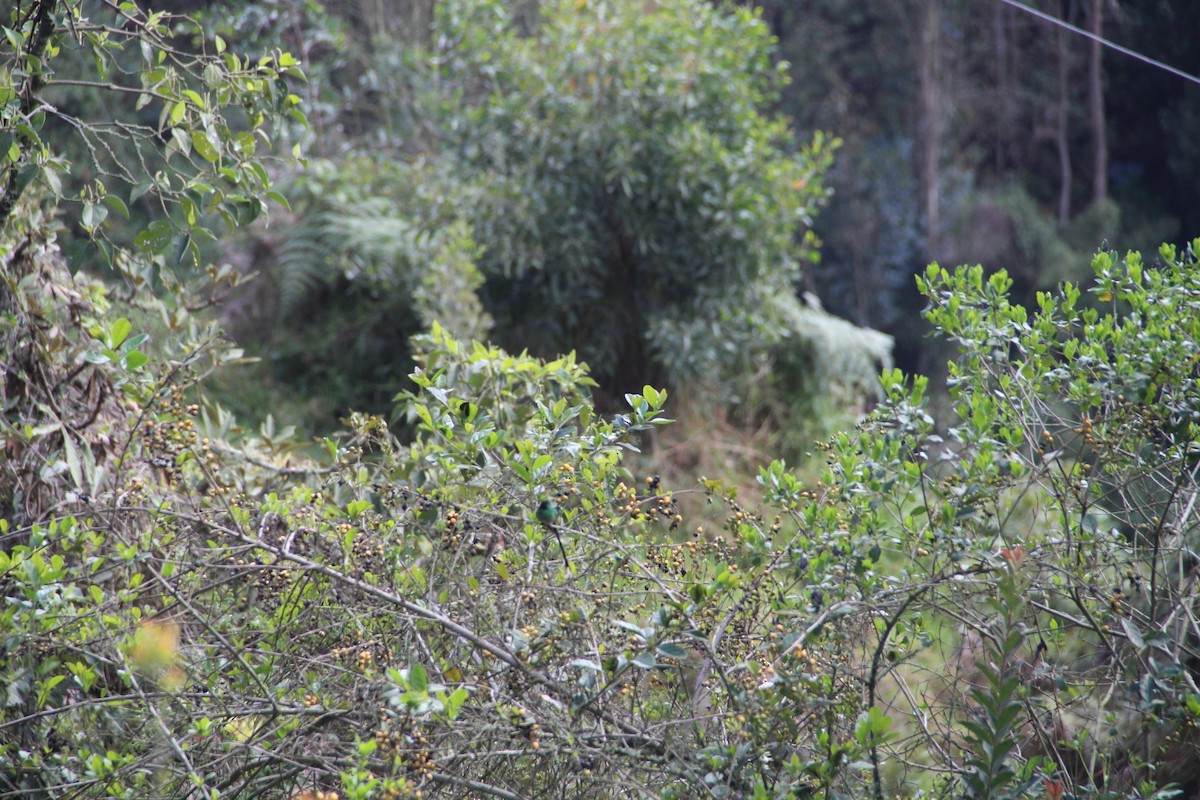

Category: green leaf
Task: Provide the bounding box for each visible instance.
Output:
[408,664,428,693]
[130,180,153,204]
[191,128,220,163]
[655,642,688,660]
[444,687,468,719]
[102,194,130,218]
[82,350,111,365]
[614,620,649,637]
[1122,618,1145,650]
[2,27,23,51]
[123,351,149,371]
[855,706,893,745]
[83,201,108,229]
[632,652,657,669]
[266,190,291,210]
[108,318,132,348]
[168,127,191,158]
[135,221,175,253]
[180,195,199,226]
[62,434,82,488]
[14,163,38,194]
[124,333,149,350]
[36,675,66,708]
[14,122,42,147]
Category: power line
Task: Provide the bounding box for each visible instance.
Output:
[998,0,1200,88]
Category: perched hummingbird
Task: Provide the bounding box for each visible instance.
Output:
[536,498,570,569]
[536,498,559,527]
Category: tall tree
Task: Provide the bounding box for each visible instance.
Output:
[1055,1,1073,224]
[915,0,943,249]
[1087,0,1108,203]
[428,0,848,398]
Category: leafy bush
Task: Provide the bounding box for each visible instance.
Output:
[9,176,1200,800]
[1,0,304,267]
[11,4,1200,799]
[217,157,491,429]
[429,0,839,398]
[238,0,892,434]
[816,243,1200,799]
[1,230,876,797]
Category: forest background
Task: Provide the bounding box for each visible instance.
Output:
[205,0,1200,433]
[4,1,1200,799]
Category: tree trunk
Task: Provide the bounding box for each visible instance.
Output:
[1055,5,1072,225]
[1088,0,1108,204]
[993,4,1013,175]
[917,0,942,251]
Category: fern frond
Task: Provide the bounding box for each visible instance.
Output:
[277,209,342,315]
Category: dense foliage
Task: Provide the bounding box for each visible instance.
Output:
[7,197,1200,797]
[760,0,1199,372]
[1,0,303,263]
[6,2,1200,800]
[428,0,836,394]
[226,0,888,426]
[0,222,869,798]
[7,209,1200,796]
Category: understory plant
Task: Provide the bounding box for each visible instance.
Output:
[6,129,1200,798]
[785,242,1200,800]
[2,221,876,799]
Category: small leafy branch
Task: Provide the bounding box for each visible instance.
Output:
[1,0,305,263]
[84,317,149,373]
[960,547,1034,800]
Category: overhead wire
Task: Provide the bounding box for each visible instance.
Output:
[997,0,1200,88]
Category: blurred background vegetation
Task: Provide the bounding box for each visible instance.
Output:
[195,0,1200,435]
[31,0,1200,453]
[7,1,1200,798]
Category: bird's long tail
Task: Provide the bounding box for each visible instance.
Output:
[551,526,570,571]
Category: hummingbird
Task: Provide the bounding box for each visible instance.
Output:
[536,498,570,569]
[536,498,559,527]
